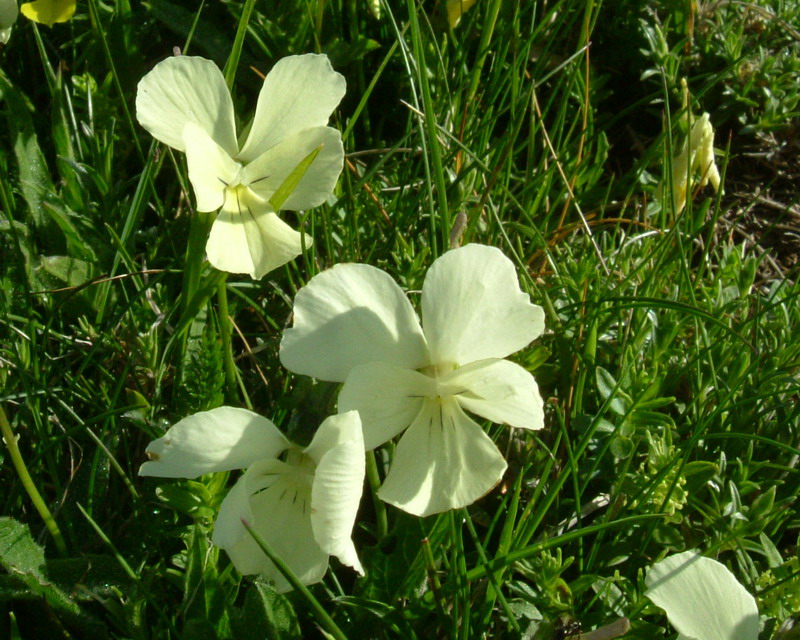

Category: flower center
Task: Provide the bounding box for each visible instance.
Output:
[419,362,459,401]
[222,182,266,216]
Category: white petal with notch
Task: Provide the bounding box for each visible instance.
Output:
[206,205,306,279]
[378,399,508,516]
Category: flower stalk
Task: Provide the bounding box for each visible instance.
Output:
[0,405,68,557]
[216,277,238,402]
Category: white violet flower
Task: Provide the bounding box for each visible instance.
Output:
[645,550,759,640]
[139,407,365,592]
[136,53,345,279]
[280,244,545,517]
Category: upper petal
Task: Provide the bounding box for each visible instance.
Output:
[280,264,429,382]
[136,56,238,156]
[243,126,344,211]
[442,359,544,430]
[338,362,434,450]
[206,204,307,279]
[139,407,290,478]
[238,54,346,163]
[645,551,759,640]
[421,244,544,366]
[183,122,241,212]
[214,461,327,592]
[308,412,365,575]
[377,399,508,517]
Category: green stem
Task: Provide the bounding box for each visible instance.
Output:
[242,520,349,640]
[406,0,449,256]
[462,509,519,633]
[0,405,68,557]
[181,210,215,317]
[365,450,388,541]
[224,0,257,89]
[465,0,502,104]
[86,0,143,163]
[217,277,237,402]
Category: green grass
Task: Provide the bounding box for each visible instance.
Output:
[1,0,799,638]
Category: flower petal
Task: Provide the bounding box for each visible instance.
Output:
[308,412,365,574]
[20,0,74,27]
[214,460,327,592]
[206,204,307,279]
[238,54,346,163]
[243,126,344,211]
[183,122,241,212]
[0,0,18,38]
[442,359,544,430]
[280,263,429,382]
[378,399,507,516]
[421,244,544,366]
[139,407,290,479]
[136,56,238,156]
[645,551,759,640]
[338,362,434,450]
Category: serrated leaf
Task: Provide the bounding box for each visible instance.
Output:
[155,482,215,518]
[0,73,60,248]
[0,517,78,616]
[231,582,301,640]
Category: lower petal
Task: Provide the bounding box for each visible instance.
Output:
[378,400,507,517]
[206,205,308,279]
[215,471,328,592]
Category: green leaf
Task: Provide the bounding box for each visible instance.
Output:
[759,532,783,568]
[0,72,60,249]
[155,481,215,519]
[231,582,302,640]
[0,518,98,632]
[269,145,323,211]
[610,435,634,459]
[595,366,629,416]
[0,517,48,584]
[748,485,777,526]
[40,255,94,288]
